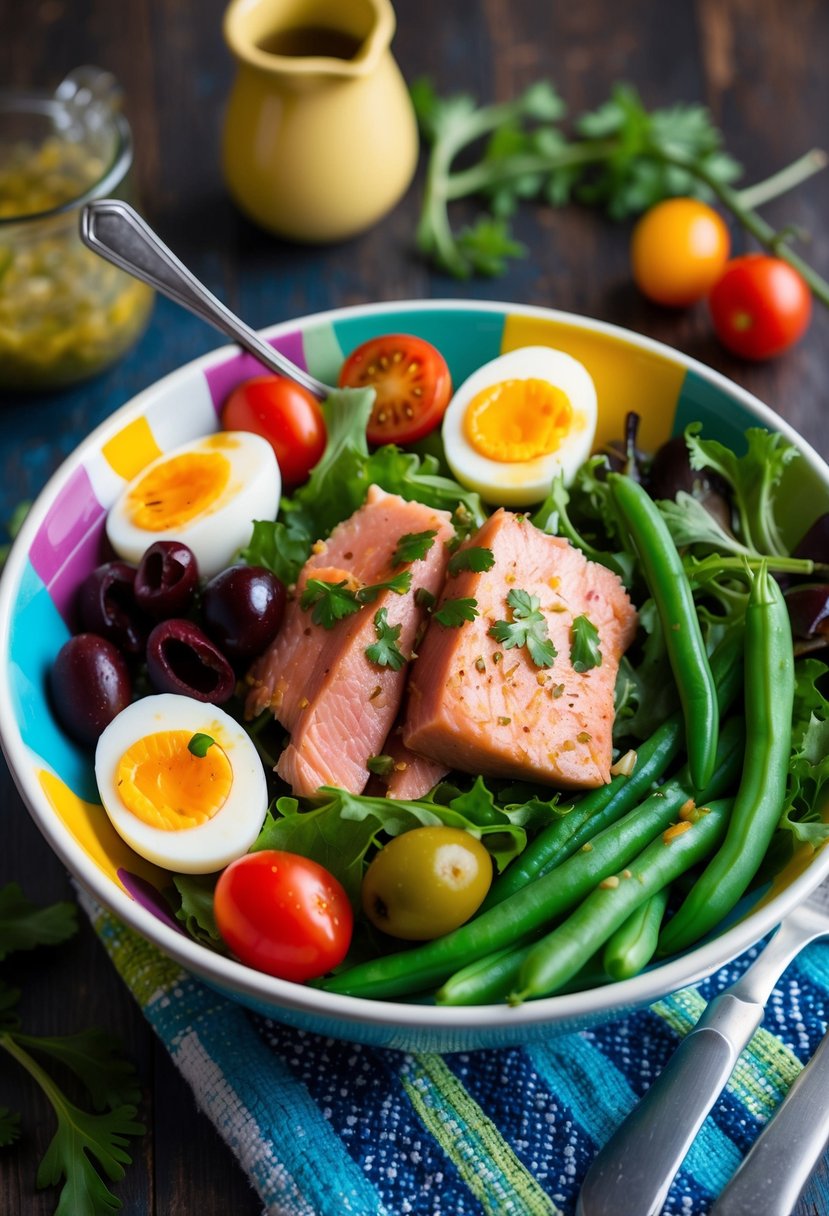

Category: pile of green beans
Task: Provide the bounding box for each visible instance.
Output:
[319,718,744,1001]
[658,564,794,955]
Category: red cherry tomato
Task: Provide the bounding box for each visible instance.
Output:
[337,333,452,445]
[221,375,326,486]
[708,254,812,360]
[214,850,353,982]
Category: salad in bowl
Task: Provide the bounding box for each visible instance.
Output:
[1,300,827,1052]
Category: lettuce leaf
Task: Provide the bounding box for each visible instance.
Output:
[251,779,562,904]
[778,659,829,845]
[240,387,485,584]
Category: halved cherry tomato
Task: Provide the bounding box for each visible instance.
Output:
[338,334,452,445]
[708,254,812,360]
[630,198,731,307]
[221,375,326,486]
[214,850,353,982]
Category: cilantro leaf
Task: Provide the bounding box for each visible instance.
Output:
[365,608,406,670]
[570,614,602,672]
[392,530,437,566]
[488,588,557,668]
[0,1106,20,1147]
[300,577,362,628]
[356,570,413,604]
[366,754,396,778]
[187,732,214,758]
[0,884,77,961]
[433,597,479,627]
[447,546,495,576]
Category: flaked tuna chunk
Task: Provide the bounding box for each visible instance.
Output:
[245,485,454,796]
[371,722,449,801]
[403,509,638,789]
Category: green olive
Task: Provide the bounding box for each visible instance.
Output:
[361,826,493,941]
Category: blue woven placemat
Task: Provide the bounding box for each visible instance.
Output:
[83,895,829,1215]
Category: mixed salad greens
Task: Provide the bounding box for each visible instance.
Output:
[167,378,829,1000]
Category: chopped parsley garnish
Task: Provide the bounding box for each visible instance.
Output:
[365,608,407,670]
[301,571,413,629]
[187,733,215,758]
[447,546,495,576]
[433,597,480,627]
[488,588,557,668]
[570,614,603,672]
[366,754,396,777]
[392,530,437,566]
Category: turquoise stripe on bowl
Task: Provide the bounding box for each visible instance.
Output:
[9,560,98,803]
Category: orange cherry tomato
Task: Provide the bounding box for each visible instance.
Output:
[221,375,326,487]
[708,254,812,360]
[631,198,731,307]
[338,334,452,445]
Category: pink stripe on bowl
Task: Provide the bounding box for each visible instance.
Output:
[204,330,307,412]
[29,465,107,622]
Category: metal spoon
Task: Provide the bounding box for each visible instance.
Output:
[80,199,331,400]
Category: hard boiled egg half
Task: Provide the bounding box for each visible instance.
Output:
[441,347,598,506]
[95,693,267,873]
[106,432,280,579]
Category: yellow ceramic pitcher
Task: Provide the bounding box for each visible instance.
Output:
[222,0,419,242]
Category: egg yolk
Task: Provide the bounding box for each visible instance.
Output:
[463,378,573,463]
[115,730,233,830]
[126,451,230,531]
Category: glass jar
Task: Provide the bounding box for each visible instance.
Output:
[0,68,153,391]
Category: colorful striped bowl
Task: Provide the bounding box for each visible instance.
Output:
[2,300,827,1051]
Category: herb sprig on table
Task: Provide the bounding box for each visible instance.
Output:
[0,883,144,1216]
[411,78,829,305]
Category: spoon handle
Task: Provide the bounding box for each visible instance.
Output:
[80,199,330,400]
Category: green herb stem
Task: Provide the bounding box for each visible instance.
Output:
[735,148,828,211]
[1,1031,67,1118]
[444,143,616,200]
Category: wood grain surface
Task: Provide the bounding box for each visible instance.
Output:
[0,1,827,1212]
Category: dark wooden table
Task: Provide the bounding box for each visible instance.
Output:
[1,1,828,1211]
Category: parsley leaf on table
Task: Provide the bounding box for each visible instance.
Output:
[0,884,144,1214]
[365,608,406,670]
[0,883,77,961]
[570,614,603,673]
[489,589,557,668]
[433,597,480,627]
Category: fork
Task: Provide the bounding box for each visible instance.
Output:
[80,199,331,400]
[576,877,829,1216]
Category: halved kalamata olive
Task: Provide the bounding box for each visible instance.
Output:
[78,561,148,655]
[146,619,235,702]
[785,584,829,647]
[646,435,732,532]
[134,541,199,618]
[793,514,829,566]
[201,565,286,660]
[50,634,132,746]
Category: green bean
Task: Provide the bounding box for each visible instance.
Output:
[602,887,670,981]
[479,627,743,911]
[512,798,733,1003]
[436,940,536,1005]
[657,564,794,956]
[317,718,744,1000]
[608,472,719,791]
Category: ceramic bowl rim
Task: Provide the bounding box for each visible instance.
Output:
[2,297,828,1036]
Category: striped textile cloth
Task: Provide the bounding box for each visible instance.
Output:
[85,898,829,1216]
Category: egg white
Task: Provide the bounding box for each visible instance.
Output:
[441,346,598,506]
[106,431,280,579]
[95,693,268,873]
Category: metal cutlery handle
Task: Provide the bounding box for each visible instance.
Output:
[80,199,331,400]
[576,914,824,1216]
[711,1026,829,1216]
